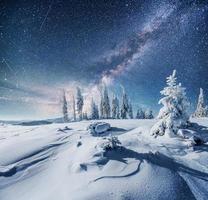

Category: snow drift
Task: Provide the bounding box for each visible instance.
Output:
[0,119,207,200]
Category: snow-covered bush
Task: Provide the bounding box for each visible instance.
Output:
[87,122,111,135]
[177,129,204,146]
[102,136,121,151]
[77,141,82,147]
[151,70,190,137]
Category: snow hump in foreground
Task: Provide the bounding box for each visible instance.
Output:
[0,119,208,200]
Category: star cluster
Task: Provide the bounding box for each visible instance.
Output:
[0,0,208,119]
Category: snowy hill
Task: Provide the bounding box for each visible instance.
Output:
[0,119,208,200]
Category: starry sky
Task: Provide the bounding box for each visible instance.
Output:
[0,0,208,120]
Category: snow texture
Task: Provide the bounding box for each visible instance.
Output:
[0,118,208,200]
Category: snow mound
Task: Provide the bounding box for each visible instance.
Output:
[177,129,204,146]
[87,122,111,135]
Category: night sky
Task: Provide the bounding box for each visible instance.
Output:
[0,0,208,120]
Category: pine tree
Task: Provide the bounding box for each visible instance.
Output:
[112,95,119,119]
[82,112,88,120]
[72,95,76,121]
[116,99,120,119]
[90,99,99,119]
[136,108,145,119]
[76,87,84,121]
[102,85,111,119]
[128,101,133,119]
[193,88,208,118]
[151,70,189,137]
[120,89,129,119]
[62,90,69,122]
[145,109,154,119]
[99,88,104,119]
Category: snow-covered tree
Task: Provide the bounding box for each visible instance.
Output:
[99,87,104,119]
[151,70,189,137]
[62,90,69,122]
[82,112,88,120]
[100,96,104,119]
[145,109,154,119]
[112,95,119,119]
[116,101,120,119]
[193,88,208,118]
[76,87,84,120]
[90,99,99,119]
[72,95,76,121]
[136,108,145,119]
[128,101,133,119]
[120,89,129,119]
[102,85,110,119]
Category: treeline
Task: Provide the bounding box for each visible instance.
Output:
[62,78,208,123]
[62,85,154,122]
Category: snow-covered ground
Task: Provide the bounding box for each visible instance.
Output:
[0,119,208,200]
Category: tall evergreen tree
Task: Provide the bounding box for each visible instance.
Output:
[193,88,208,117]
[76,87,84,120]
[62,90,69,122]
[136,108,145,119]
[116,98,120,119]
[145,109,154,119]
[90,99,99,119]
[128,101,133,119]
[102,85,111,119]
[120,89,129,119]
[112,95,119,119]
[72,94,76,121]
[151,70,189,137]
[82,112,88,120]
[99,88,104,119]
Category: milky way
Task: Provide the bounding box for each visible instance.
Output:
[0,0,207,119]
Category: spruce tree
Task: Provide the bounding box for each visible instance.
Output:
[112,95,119,119]
[72,95,76,121]
[90,99,99,119]
[76,87,84,120]
[62,90,69,122]
[99,88,104,119]
[145,109,154,119]
[120,89,129,119]
[102,85,110,119]
[82,112,88,120]
[128,101,133,119]
[151,70,189,137]
[136,108,145,119]
[193,88,208,118]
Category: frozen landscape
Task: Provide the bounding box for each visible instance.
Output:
[1,0,208,199]
[0,118,208,200]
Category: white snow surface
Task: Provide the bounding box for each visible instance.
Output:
[0,119,208,200]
